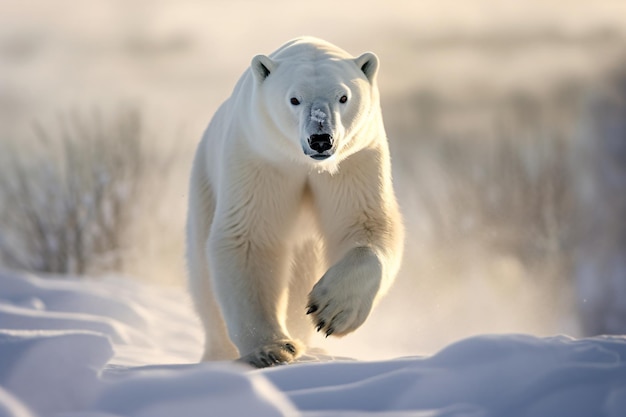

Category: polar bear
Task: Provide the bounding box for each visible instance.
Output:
[186,37,404,367]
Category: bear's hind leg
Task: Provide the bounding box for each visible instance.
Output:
[187,156,238,361]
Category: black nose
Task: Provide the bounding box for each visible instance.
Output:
[308,134,333,153]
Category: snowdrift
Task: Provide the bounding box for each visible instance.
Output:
[0,271,625,417]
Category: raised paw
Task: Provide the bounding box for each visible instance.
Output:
[237,339,302,368]
[307,247,383,337]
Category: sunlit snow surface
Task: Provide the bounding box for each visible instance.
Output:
[0,271,625,417]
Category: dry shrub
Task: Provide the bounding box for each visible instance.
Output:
[0,108,173,276]
[570,65,626,335]
[385,71,626,337]
[391,88,579,271]
[380,85,585,342]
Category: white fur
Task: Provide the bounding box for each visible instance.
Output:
[186,37,404,367]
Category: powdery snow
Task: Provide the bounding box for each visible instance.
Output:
[311,109,327,124]
[0,271,625,417]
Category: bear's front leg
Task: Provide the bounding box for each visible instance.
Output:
[237,339,302,368]
[208,232,304,367]
[306,247,383,337]
[207,162,307,368]
[307,145,404,338]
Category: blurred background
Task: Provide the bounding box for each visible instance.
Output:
[1,0,625,359]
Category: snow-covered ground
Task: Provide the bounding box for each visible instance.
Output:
[1,270,625,417]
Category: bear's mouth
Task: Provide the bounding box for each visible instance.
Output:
[303,147,334,161]
[309,153,331,161]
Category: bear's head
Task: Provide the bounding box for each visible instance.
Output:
[249,43,380,168]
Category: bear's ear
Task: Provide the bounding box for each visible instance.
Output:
[354,52,379,83]
[251,54,276,83]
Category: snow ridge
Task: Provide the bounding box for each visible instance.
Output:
[0,271,625,417]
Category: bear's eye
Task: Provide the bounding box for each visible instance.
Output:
[339,95,348,104]
[290,97,301,106]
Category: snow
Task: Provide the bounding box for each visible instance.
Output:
[0,271,625,417]
[311,109,327,124]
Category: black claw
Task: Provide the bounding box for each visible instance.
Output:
[258,357,271,368]
[284,343,296,354]
[268,352,279,363]
[325,328,334,338]
[306,305,318,315]
[316,320,325,332]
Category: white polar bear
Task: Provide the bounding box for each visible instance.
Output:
[186,37,404,367]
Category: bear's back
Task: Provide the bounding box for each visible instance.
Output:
[269,36,353,62]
